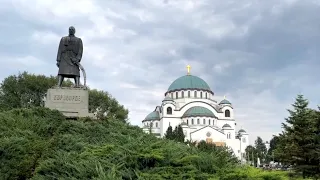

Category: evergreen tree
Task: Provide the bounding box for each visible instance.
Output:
[164,125,185,142]
[245,145,257,166]
[266,136,280,163]
[176,125,185,143]
[164,126,174,140]
[254,137,267,163]
[275,94,319,178]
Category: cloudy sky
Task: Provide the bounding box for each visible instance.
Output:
[1,0,320,144]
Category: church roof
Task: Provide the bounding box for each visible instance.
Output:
[166,75,213,94]
[144,111,160,121]
[238,129,246,133]
[182,106,216,118]
[222,124,232,129]
[219,99,231,105]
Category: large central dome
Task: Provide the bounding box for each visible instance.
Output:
[166,75,213,93]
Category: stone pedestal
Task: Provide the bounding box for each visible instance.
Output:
[45,87,94,118]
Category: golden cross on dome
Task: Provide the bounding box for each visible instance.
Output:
[187,65,191,75]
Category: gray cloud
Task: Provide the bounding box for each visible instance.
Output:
[1,0,320,144]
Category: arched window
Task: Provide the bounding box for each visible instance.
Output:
[192,119,194,124]
[194,91,197,98]
[205,93,207,99]
[208,119,211,125]
[212,120,215,125]
[188,91,190,97]
[171,93,173,98]
[155,122,158,128]
[203,119,205,124]
[167,107,172,115]
[197,119,200,124]
[225,110,231,117]
[182,91,184,98]
[242,137,246,143]
[200,92,203,98]
[176,92,178,98]
[227,133,231,139]
[187,119,189,125]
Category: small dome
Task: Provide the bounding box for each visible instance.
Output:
[238,129,246,133]
[182,106,216,118]
[144,111,160,121]
[167,75,213,94]
[163,96,174,101]
[222,124,232,129]
[219,99,231,105]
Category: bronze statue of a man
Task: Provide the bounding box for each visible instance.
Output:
[56,26,83,87]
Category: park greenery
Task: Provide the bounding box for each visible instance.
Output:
[0,72,317,179]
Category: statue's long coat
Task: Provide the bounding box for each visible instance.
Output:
[56,35,83,77]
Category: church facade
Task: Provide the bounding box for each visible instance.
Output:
[141,66,249,161]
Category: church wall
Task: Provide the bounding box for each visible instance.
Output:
[190,126,226,143]
[218,106,234,119]
[178,102,220,118]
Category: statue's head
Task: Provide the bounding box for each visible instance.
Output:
[69,26,76,36]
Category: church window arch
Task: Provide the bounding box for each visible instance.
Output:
[171,93,173,98]
[182,91,184,98]
[188,91,190,97]
[197,119,200,124]
[227,133,231,139]
[205,92,207,99]
[155,122,158,128]
[187,119,189,125]
[242,137,246,143]
[208,119,211,125]
[167,107,172,115]
[192,119,194,124]
[194,91,197,98]
[176,92,178,98]
[225,110,231,117]
[203,119,205,124]
[200,92,203,98]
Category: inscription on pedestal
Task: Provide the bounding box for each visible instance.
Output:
[52,95,82,103]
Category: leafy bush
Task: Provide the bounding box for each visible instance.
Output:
[0,107,303,179]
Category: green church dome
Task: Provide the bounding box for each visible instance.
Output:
[219,99,231,105]
[167,75,213,93]
[182,106,216,118]
[144,111,160,121]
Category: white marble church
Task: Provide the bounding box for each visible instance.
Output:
[142,65,249,161]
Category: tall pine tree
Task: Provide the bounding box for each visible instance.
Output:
[276,94,319,178]
[175,125,185,143]
[254,136,267,163]
[165,126,174,140]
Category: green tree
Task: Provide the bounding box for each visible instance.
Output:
[275,94,320,178]
[89,89,128,122]
[0,72,72,111]
[165,126,174,140]
[164,125,185,142]
[245,145,257,166]
[254,136,267,163]
[174,125,185,143]
[0,72,128,122]
[266,135,280,163]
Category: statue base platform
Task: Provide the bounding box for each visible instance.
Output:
[44,87,94,118]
